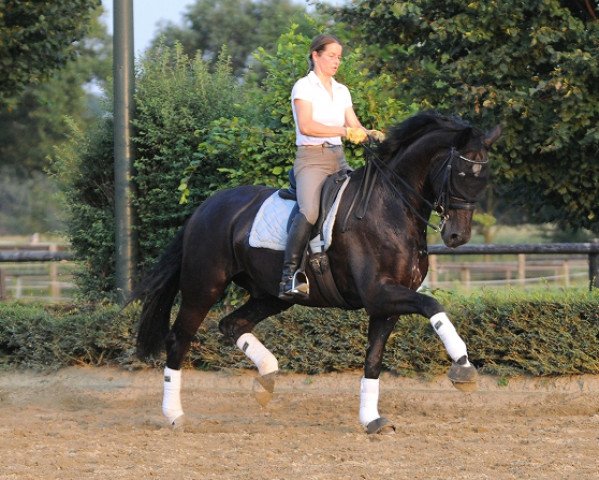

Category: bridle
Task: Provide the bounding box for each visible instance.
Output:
[429,147,489,229]
[345,144,488,233]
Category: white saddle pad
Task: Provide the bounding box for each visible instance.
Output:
[249,177,350,252]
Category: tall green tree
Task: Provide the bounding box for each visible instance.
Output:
[0,3,110,176]
[336,0,599,233]
[152,0,315,76]
[0,0,101,109]
[0,3,112,177]
[0,5,111,234]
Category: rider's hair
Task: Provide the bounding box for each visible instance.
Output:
[308,34,342,72]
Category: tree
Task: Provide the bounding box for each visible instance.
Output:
[0,15,112,176]
[151,0,315,76]
[0,4,111,235]
[179,23,412,200]
[0,0,101,109]
[335,0,599,233]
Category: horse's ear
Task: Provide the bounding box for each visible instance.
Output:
[484,125,502,148]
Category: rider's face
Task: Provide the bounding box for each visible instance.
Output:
[313,42,342,77]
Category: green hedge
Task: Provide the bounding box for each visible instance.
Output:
[1,291,597,376]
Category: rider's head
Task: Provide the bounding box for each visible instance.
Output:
[308,34,343,73]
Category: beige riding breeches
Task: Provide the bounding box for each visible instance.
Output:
[294,144,349,224]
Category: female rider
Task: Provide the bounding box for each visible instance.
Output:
[279,34,384,300]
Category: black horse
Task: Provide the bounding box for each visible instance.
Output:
[134,111,501,434]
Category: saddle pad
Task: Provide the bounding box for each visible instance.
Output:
[249,177,350,251]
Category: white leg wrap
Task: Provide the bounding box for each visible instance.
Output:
[163,367,184,425]
[236,333,278,376]
[430,312,469,364]
[359,377,381,427]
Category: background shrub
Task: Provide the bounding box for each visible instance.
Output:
[51,44,244,298]
[133,45,244,266]
[1,290,597,377]
[50,117,117,302]
[180,25,414,198]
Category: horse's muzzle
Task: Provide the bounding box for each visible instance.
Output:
[441,211,473,248]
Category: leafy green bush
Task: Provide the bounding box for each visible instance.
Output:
[0,303,138,369]
[133,44,245,265]
[50,117,118,302]
[51,44,244,298]
[179,25,414,199]
[1,290,597,377]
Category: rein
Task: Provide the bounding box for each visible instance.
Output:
[344,144,487,233]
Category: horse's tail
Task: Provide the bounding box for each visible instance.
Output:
[131,227,185,360]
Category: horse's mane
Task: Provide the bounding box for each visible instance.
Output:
[377,111,475,162]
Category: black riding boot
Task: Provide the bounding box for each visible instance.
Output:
[278,213,313,300]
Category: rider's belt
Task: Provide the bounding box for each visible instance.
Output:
[299,142,342,149]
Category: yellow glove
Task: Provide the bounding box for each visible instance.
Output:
[346,127,368,144]
[367,129,386,142]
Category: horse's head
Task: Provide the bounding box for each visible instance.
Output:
[432,124,501,247]
[371,112,501,248]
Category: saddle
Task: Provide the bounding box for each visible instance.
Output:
[277,169,352,307]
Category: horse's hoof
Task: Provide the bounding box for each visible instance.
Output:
[365,417,396,435]
[169,414,185,430]
[448,362,478,392]
[252,371,277,407]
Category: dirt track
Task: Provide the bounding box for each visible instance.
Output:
[0,366,598,479]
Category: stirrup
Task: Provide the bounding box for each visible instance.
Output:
[290,270,309,295]
[281,270,309,298]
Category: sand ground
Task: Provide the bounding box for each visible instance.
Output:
[0,366,598,479]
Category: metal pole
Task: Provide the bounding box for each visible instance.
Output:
[590,239,599,291]
[113,0,136,304]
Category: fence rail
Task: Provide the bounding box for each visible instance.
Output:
[428,242,599,290]
[0,242,598,301]
[0,243,74,301]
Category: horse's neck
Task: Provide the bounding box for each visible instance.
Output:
[388,148,437,197]
[369,143,446,229]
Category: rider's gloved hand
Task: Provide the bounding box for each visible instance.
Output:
[345,127,368,144]
[366,129,386,142]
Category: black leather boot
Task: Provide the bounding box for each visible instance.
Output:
[278,213,313,300]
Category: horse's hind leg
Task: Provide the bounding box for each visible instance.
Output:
[219,296,292,406]
[162,283,226,427]
[360,315,398,435]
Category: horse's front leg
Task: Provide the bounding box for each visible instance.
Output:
[359,315,399,435]
[365,285,478,391]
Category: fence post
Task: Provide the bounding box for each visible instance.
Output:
[0,269,5,300]
[49,244,60,300]
[429,255,438,287]
[517,253,526,286]
[590,239,599,291]
[563,260,570,287]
